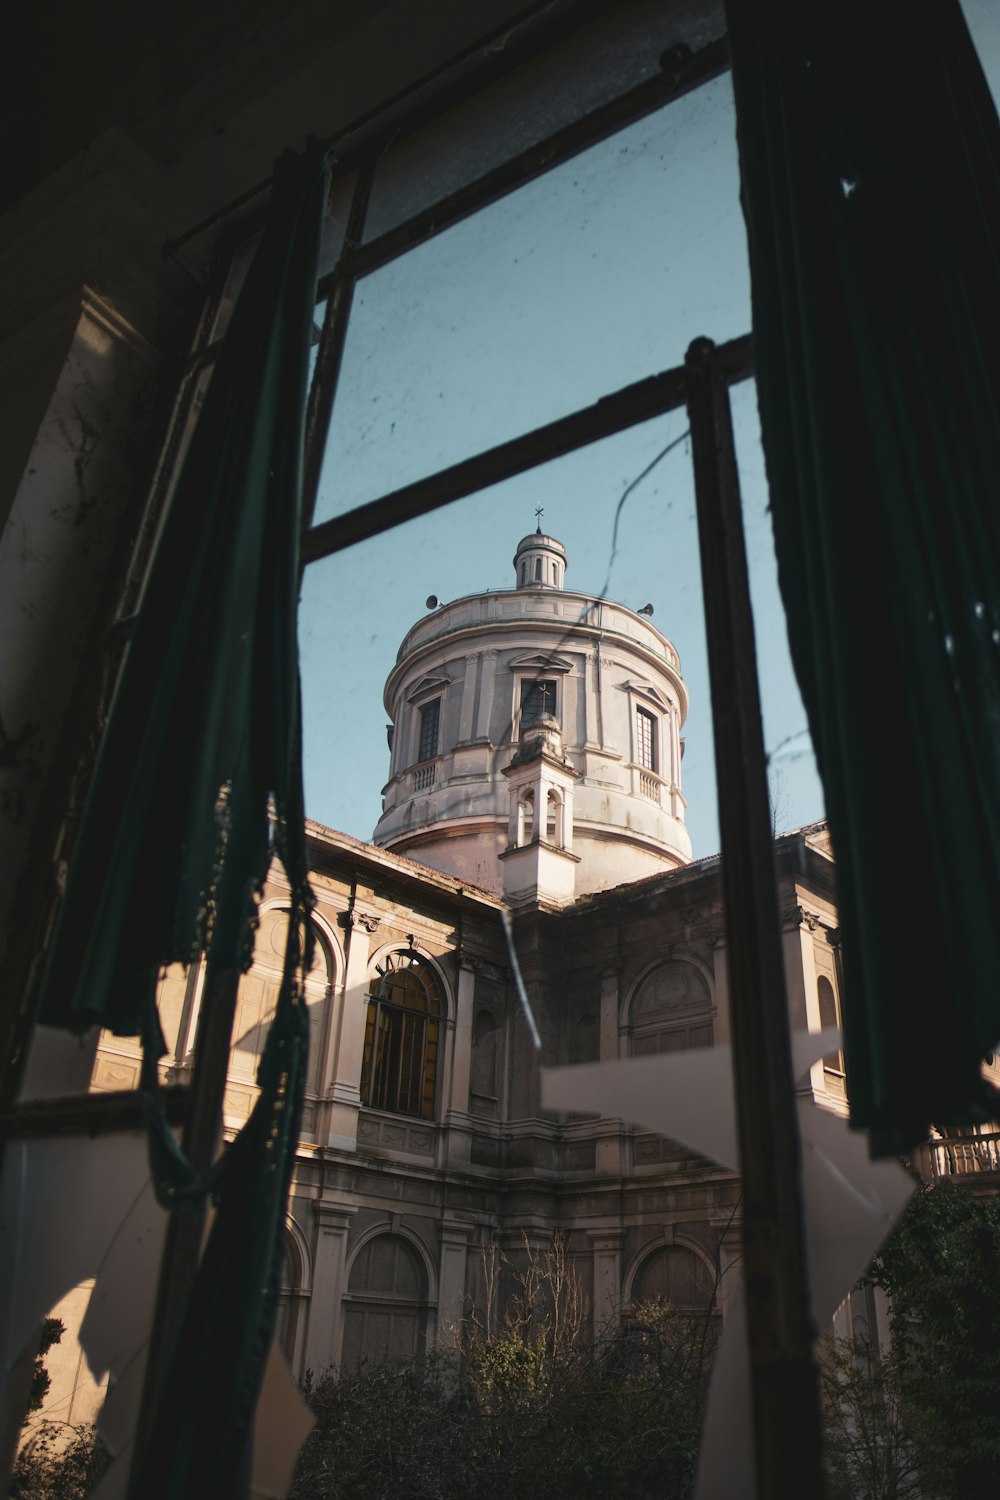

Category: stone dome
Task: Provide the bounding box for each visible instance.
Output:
[372,531,691,903]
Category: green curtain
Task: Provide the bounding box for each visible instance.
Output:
[34,140,328,1494]
[726,0,1000,1152]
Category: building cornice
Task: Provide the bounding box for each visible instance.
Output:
[384,599,688,721]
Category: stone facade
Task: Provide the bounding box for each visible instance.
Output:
[87,530,848,1379]
[92,817,843,1378]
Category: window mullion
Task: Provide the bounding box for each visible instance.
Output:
[685,336,825,1495]
[301,334,754,567]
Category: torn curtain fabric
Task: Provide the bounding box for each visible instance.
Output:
[726,0,1000,1150]
[34,140,328,1496]
[35,141,326,1033]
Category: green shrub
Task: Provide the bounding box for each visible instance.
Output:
[290,1237,717,1500]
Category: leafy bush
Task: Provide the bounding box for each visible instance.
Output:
[290,1236,717,1500]
[869,1180,1000,1500]
[820,1334,922,1500]
[12,1316,109,1500]
[10,1423,108,1500]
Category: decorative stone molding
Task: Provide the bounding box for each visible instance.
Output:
[338,906,381,933]
[357,1113,436,1157]
[457,952,507,984]
[784,903,831,933]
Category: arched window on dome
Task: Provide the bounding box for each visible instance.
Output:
[546,787,563,846]
[361,951,442,1118]
[517,788,535,846]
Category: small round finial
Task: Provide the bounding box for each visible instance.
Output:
[513,527,567,590]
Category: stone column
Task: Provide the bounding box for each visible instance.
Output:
[588,1228,624,1335]
[458,652,479,743]
[436,1219,473,1344]
[304,1204,357,1375]
[326,907,380,1151]
[475,650,497,741]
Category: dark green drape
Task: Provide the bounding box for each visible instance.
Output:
[726,0,1000,1151]
[35,140,328,1494]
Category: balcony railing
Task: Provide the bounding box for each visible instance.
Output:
[923,1131,1000,1178]
[639,770,660,805]
[412,763,435,792]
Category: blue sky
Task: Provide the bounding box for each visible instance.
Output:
[298,3,1000,860]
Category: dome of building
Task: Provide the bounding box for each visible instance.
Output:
[372,530,692,904]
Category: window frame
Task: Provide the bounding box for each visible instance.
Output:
[416,697,441,765]
[635,704,657,773]
[816,972,846,1089]
[360,951,443,1120]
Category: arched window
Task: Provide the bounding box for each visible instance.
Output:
[274,1230,308,1373]
[632,1244,715,1316]
[817,975,846,1091]
[361,952,442,1118]
[517,788,535,846]
[546,787,563,845]
[342,1233,428,1369]
[630,962,713,1056]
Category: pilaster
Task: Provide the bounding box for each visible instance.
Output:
[325,905,380,1151]
[584,649,600,748]
[474,650,497,741]
[588,1228,624,1334]
[304,1204,357,1375]
[436,1219,473,1343]
[443,957,476,1164]
[595,966,624,1174]
[458,652,479,743]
